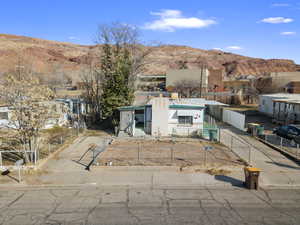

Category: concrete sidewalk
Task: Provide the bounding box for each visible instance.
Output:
[220,126,300,188]
[2,133,300,189]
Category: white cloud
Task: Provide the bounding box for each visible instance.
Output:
[271,3,291,7]
[212,48,223,51]
[143,9,216,32]
[261,17,293,24]
[68,36,80,40]
[226,46,243,50]
[280,31,296,35]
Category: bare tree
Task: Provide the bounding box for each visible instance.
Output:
[172,79,201,98]
[0,61,55,163]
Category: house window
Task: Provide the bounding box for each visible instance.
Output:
[178,116,193,125]
[0,112,8,120]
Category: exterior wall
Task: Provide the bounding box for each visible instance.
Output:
[206,105,224,121]
[258,94,300,116]
[168,108,204,136]
[145,106,152,134]
[208,69,225,92]
[0,107,12,128]
[271,72,300,89]
[151,98,169,136]
[222,109,246,131]
[259,95,274,116]
[166,69,209,88]
[120,110,134,135]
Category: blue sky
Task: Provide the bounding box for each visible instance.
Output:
[1,0,299,63]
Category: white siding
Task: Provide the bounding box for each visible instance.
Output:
[151,98,169,136]
[223,109,245,131]
[168,109,204,136]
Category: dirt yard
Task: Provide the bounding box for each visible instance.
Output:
[98,139,245,167]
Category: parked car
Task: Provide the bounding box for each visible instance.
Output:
[273,125,300,145]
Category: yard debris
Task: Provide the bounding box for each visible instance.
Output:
[205,168,231,176]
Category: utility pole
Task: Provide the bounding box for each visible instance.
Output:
[199,64,204,98]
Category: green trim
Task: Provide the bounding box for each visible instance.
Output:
[119,104,205,111]
[118,105,146,111]
[169,105,205,109]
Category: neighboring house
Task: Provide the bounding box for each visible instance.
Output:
[259,93,300,124]
[56,98,87,115]
[166,69,209,91]
[0,105,13,128]
[118,97,226,137]
[0,101,69,129]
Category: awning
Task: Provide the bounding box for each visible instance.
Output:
[177,110,195,116]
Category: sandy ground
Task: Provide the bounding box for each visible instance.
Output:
[99,139,244,167]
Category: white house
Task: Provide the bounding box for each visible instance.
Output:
[0,105,13,128]
[259,93,300,124]
[0,101,69,130]
[118,97,226,137]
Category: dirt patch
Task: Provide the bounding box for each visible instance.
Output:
[98,139,244,167]
[205,168,231,176]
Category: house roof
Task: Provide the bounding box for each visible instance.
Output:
[118,105,148,111]
[118,98,227,111]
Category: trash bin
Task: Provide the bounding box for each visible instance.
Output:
[244,167,261,190]
[256,125,264,137]
[209,129,218,141]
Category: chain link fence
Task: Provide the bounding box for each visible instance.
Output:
[263,134,300,160]
[97,139,244,167]
[220,129,252,165]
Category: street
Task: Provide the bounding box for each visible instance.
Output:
[0,186,299,225]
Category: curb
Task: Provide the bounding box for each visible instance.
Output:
[257,137,300,166]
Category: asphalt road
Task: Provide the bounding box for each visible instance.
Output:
[0,186,299,225]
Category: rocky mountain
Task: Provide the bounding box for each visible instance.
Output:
[0,33,299,82]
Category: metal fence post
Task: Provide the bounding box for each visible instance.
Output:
[205,149,207,167]
[248,146,251,165]
[34,148,37,165]
[171,145,174,163]
[18,166,21,183]
[61,136,63,145]
[138,142,140,162]
[280,137,283,149]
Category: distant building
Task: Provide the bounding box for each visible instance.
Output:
[166,69,209,91]
[135,74,166,92]
[285,81,300,94]
[259,93,300,124]
[207,69,225,92]
[270,72,300,91]
[0,105,13,128]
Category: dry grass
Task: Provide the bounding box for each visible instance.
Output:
[205,168,231,176]
[55,89,83,97]
[84,129,111,137]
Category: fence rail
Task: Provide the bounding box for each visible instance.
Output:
[220,129,252,165]
[263,134,300,160]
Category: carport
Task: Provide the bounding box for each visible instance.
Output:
[273,99,300,124]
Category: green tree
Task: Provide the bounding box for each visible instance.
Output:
[82,23,151,128]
